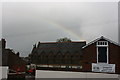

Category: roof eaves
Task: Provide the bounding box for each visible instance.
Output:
[102,37,120,46]
[82,36,120,49]
[82,37,102,49]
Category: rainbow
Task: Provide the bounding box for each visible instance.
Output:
[41,18,84,41]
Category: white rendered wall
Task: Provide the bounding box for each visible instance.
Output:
[0,66,8,80]
[36,70,119,78]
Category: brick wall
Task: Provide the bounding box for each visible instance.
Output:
[82,42,97,72]
[82,41,120,74]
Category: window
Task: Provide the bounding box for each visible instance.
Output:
[97,41,108,46]
[96,41,108,63]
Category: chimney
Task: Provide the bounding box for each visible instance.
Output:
[37,42,40,48]
[16,52,20,57]
[2,38,6,49]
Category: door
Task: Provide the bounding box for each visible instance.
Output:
[98,47,107,63]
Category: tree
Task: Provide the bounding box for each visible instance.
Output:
[56,37,71,42]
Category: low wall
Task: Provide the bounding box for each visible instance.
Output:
[36,70,120,79]
[0,66,8,80]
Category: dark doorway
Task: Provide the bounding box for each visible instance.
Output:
[98,47,107,63]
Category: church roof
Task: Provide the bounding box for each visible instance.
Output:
[33,41,86,54]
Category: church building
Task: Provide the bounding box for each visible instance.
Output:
[30,41,86,68]
[82,36,120,74]
[30,36,120,74]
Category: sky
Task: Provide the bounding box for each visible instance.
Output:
[1,2,119,57]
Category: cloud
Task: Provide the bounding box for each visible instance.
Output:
[2,2,118,56]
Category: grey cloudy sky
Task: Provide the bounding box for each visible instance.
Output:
[2,2,118,57]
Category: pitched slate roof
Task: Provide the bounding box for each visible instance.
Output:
[82,36,120,49]
[34,41,86,54]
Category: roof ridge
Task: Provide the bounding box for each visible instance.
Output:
[39,41,86,44]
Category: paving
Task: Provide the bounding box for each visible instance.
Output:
[25,74,35,80]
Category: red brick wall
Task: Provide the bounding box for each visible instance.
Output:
[82,41,120,74]
[82,42,97,72]
[108,42,120,74]
[8,51,26,72]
